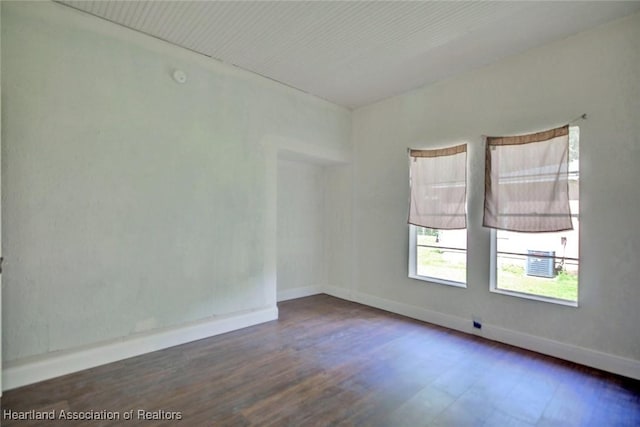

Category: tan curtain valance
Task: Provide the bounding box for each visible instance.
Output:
[483,125,573,232]
[409,144,467,230]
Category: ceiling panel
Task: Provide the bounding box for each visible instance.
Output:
[58,1,640,108]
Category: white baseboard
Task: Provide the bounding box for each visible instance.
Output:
[483,323,640,381]
[355,291,471,333]
[5,291,639,392]
[324,285,354,302]
[2,306,278,392]
[277,285,324,302]
[343,290,640,381]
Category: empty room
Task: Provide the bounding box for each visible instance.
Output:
[1,1,640,426]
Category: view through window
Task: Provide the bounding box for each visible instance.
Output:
[492,126,579,303]
[413,226,467,286]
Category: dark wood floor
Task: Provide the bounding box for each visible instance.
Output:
[2,295,639,426]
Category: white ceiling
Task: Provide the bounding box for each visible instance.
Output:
[58,1,640,109]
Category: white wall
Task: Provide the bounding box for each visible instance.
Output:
[277,158,326,300]
[325,164,353,298]
[340,11,640,368]
[1,1,350,366]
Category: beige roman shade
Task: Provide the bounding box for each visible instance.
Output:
[483,125,573,232]
[409,144,467,230]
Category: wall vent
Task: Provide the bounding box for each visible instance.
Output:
[526,250,556,278]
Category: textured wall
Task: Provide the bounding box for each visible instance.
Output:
[1,2,350,362]
[277,159,327,294]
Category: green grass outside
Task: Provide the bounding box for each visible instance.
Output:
[416,235,578,301]
[416,234,466,283]
[496,264,577,301]
[417,246,466,283]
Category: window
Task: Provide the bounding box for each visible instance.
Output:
[489,126,579,305]
[409,225,467,287]
[408,144,467,287]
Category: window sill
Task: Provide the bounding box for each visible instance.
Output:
[409,274,467,289]
[490,287,578,307]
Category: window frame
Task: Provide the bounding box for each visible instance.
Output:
[488,125,580,307]
[408,224,467,288]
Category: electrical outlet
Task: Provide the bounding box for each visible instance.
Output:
[472,315,482,329]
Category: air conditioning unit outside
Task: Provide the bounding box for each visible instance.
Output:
[526,250,556,278]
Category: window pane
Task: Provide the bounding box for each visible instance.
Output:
[493,126,578,303]
[495,215,579,302]
[416,228,466,284]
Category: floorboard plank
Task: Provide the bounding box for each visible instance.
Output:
[2,295,639,426]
